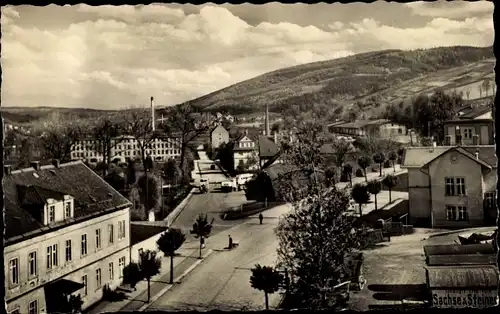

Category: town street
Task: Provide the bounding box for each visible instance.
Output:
[145,204,293,311]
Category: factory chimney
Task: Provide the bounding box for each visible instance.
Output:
[265,103,270,137]
[150,96,155,131]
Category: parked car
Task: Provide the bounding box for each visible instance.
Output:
[221,179,237,192]
[236,173,255,191]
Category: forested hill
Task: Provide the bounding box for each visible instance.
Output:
[185,46,494,117]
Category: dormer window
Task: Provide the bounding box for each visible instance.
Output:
[48,206,55,223]
[65,202,72,219]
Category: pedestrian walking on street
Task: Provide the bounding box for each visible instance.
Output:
[259,213,263,225]
[228,235,233,249]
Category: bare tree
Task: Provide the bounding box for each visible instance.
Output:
[32,112,86,162]
[159,103,211,179]
[90,115,125,176]
[120,108,157,172]
[482,79,491,97]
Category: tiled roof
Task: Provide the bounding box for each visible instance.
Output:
[258,135,278,158]
[458,106,492,119]
[426,266,499,289]
[4,161,131,243]
[402,145,496,169]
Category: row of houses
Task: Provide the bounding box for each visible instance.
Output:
[3,160,148,314]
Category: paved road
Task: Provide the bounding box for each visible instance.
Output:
[145,204,293,311]
[170,190,250,241]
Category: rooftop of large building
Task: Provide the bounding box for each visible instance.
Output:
[3,160,131,245]
[402,145,497,169]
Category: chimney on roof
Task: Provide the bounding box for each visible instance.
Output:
[31,161,40,170]
[150,96,155,132]
[265,103,270,137]
[475,149,479,160]
[4,165,12,175]
[52,159,60,168]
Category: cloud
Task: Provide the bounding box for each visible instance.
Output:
[405,1,493,19]
[0,3,494,109]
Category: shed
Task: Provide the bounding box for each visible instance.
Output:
[426,265,499,290]
[426,254,497,266]
[423,243,494,257]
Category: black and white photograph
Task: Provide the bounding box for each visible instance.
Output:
[1,1,498,313]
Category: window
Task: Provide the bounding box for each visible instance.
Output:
[81,275,87,296]
[28,300,38,314]
[65,240,72,262]
[9,258,19,286]
[463,128,473,138]
[46,244,58,269]
[64,202,71,218]
[95,229,101,250]
[484,192,497,210]
[446,205,468,221]
[108,224,114,244]
[96,268,102,289]
[48,205,55,223]
[109,262,114,281]
[119,257,125,278]
[28,251,37,277]
[81,234,88,256]
[118,220,126,240]
[445,177,466,196]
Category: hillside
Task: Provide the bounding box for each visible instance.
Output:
[1,106,119,125]
[186,46,495,117]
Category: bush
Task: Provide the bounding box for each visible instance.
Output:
[355,169,364,177]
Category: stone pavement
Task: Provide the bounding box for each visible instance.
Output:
[84,247,213,314]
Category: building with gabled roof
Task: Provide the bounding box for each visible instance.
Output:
[4,160,132,314]
[210,124,229,149]
[402,145,496,228]
[443,105,493,146]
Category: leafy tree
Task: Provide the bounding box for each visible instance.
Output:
[413,91,457,142]
[343,164,353,186]
[324,167,336,187]
[138,249,162,303]
[123,262,143,291]
[157,228,186,284]
[104,170,127,194]
[137,174,161,217]
[126,159,137,186]
[190,213,214,258]
[18,137,34,168]
[388,151,398,172]
[215,142,235,173]
[163,158,181,185]
[159,103,211,179]
[372,152,386,177]
[351,183,371,217]
[67,294,84,314]
[203,142,213,159]
[332,140,351,181]
[367,180,382,211]
[249,264,284,310]
[357,156,372,182]
[275,122,362,309]
[382,174,399,203]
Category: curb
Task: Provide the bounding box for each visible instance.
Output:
[426,227,497,239]
[163,188,196,227]
[138,249,214,311]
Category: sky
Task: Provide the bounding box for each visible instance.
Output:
[1,1,494,109]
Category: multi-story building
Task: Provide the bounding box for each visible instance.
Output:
[210,124,229,149]
[402,145,496,228]
[71,135,182,164]
[443,106,494,146]
[328,119,410,143]
[4,160,132,314]
[233,131,259,170]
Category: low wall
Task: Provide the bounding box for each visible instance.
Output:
[130,224,168,263]
[163,188,196,226]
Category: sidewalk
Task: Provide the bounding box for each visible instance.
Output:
[337,164,406,190]
[85,247,212,314]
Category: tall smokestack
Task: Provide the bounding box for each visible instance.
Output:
[265,103,270,137]
[150,96,155,131]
